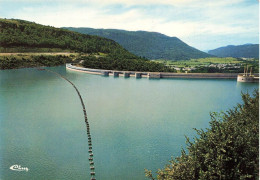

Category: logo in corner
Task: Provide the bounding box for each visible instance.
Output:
[10,165,29,172]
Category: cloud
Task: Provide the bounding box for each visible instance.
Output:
[0,0,246,7]
[0,0,258,49]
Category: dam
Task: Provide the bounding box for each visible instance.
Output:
[237,66,259,83]
[66,64,239,79]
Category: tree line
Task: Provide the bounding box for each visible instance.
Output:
[0,55,70,69]
[81,54,175,72]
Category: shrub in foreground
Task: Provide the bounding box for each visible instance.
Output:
[146,90,259,180]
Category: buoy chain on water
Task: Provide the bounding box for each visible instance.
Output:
[40,68,96,179]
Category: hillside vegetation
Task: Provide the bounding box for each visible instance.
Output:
[146,90,259,179]
[64,27,213,60]
[0,18,136,59]
[80,55,175,72]
[208,44,259,58]
[0,54,71,69]
[1,18,170,70]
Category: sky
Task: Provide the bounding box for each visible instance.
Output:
[0,0,259,50]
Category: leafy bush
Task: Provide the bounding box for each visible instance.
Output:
[146,90,259,180]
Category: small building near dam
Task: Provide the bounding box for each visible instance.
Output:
[237,66,259,83]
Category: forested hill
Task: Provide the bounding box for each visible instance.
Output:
[208,44,259,58]
[63,27,213,60]
[0,18,175,72]
[0,18,137,59]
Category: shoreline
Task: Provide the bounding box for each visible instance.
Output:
[66,64,240,79]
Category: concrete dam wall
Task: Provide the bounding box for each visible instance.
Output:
[66,64,239,79]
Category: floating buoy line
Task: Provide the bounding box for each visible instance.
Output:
[37,68,96,180]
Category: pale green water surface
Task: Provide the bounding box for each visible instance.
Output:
[0,66,258,179]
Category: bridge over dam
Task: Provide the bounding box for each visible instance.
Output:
[66,64,239,79]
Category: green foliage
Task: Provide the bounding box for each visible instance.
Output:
[146,90,259,180]
[81,54,175,72]
[0,18,161,69]
[0,55,70,69]
[190,66,244,73]
[64,27,213,60]
[0,18,136,59]
[208,44,259,58]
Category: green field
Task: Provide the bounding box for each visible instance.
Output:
[155,57,244,67]
[153,57,259,73]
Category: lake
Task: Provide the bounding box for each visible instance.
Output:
[0,66,258,180]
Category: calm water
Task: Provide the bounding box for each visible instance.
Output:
[0,66,258,180]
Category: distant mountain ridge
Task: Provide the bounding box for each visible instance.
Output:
[63,27,213,60]
[208,44,259,58]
